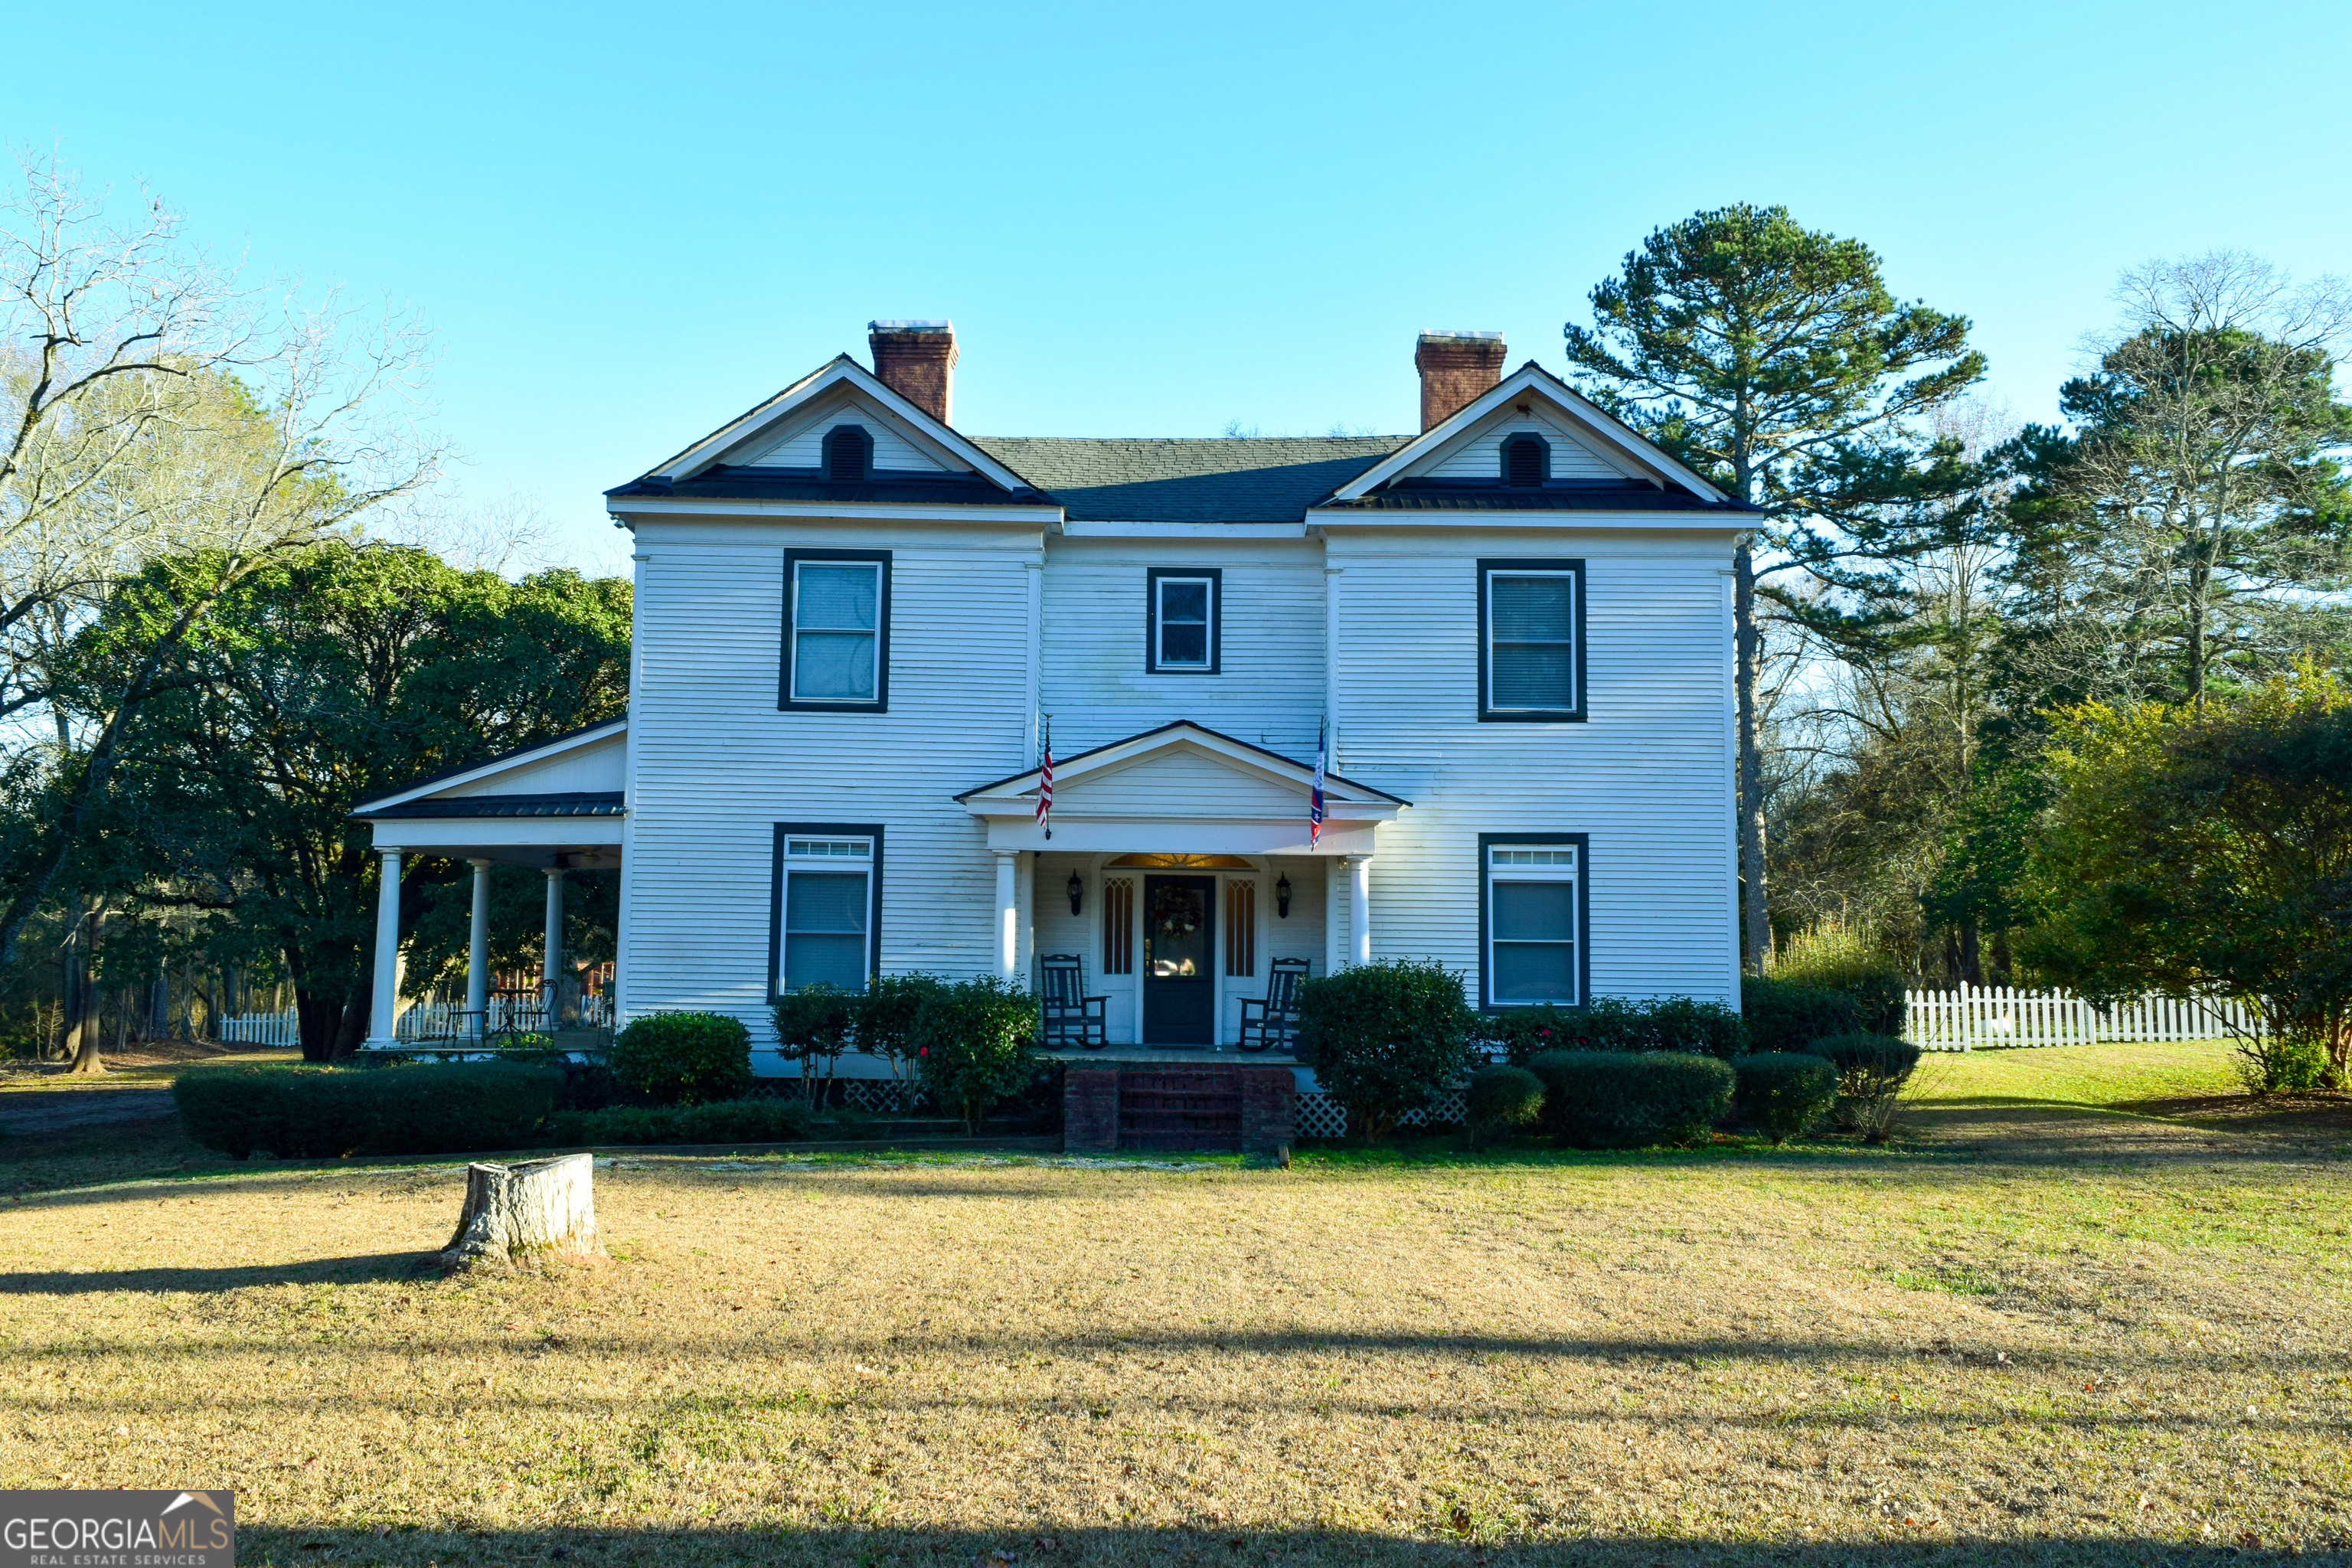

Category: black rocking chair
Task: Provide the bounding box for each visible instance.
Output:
[1038,952,1109,1050]
[1237,957,1310,1053]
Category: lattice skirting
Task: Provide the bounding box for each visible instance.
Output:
[837,1078,934,1114]
[1294,1089,1466,1140]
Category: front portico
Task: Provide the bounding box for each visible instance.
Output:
[957,721,1407,1047]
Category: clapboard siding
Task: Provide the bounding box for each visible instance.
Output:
[443,735,626,796]
[1069,749,1303,816]
[1419,407,1629,482]
[622,519,1038,1057]
[1328,528,1737,1004]
[732,394,959,472]
[1040,538,1325,760]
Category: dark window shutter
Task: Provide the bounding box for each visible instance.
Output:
[824,426,871,482]
[1504,435,1547,488]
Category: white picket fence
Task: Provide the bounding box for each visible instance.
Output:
[1904,984,2254,1051]
[217,1008,301,1046]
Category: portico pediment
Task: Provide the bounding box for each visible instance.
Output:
[956,721,1405,854]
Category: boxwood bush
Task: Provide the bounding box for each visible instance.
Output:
[1813,1031,1926,1142]
[542,1096,815,1148]
[1527,1050,1734,1149]
[1739,977,1863,1055]
[1463,1064,1545,1149]
[1296,959,1478,1140]
[912,974,1038,1133]
[1733,1051,1839,1144]
[609,1011,753,1106]
[1488,996,1746,1063]
[175,1061,561,1159]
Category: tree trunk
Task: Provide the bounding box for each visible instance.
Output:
[296,987,346,1063]
[67,910,106,1076]
[1733,537,1770,972]
[439,1153,602,1270]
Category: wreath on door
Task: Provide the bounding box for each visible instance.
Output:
[1150,884,1202,939]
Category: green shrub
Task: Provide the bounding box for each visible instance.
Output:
[175,1061,560,1159]
[1296,959,1478,1140]
[912,975,1037,1133]
[773,985,858,1103]
[1487,996,1746,1063]
[1464,1065,1545,1149]
[857,973,945,1077]
[1527,1050,1734,1149]
[544,1096,816,1147]
[1768,922,1909,1034]
[1813,1032,1924,1143]
[1733,1052,1839,1144]
[609,1011,753,1106]
[2236,1030,2332,1094]
[1740,976,1863,1054]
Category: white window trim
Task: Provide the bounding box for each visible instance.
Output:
[1147,568,1220,675]
[1483,567,1579,715]
[1485,841,1582,1008]
[779,834,877,994]
[786,554,888,708]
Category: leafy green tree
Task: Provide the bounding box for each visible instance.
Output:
[2019,670,2352,1089]
[82,543,629,1059]
[1563,204,1984,969]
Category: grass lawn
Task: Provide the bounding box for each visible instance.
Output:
[2,1040,2348,1565]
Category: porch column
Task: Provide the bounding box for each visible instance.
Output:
[366,851,402,1047]
[994,850,1019,981]
[466,859,492,1041]
[544,868,565,1024]
[1348,855,1371,969]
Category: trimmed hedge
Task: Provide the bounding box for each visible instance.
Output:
[1296,959,1479,1140]
[1527,1050,1734,1149]
[1733,1052,1838,1144]
[543,1096,815,1148]
[1488,996,1746,1063]
[609,1011,753,1106]
[175,1061,561,1159]
[1813,1031,1924,1085]
[1464,1065,1545,1148]
[1739,977,1863,1054]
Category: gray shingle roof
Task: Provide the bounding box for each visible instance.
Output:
[969,436,1410,523]
[361,792,626,820]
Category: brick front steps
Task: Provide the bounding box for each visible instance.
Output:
[1062,1060,1295,1155]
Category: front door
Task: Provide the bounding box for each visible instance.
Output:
[1142,875,1217,1046]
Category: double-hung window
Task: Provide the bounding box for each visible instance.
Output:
[774,827,880,994]
[1478,557,1584,721]
[1481,835,1586,1008]
[1147,567,1220,674]
[783,549,890,710]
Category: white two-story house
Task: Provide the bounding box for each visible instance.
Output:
[354,323,1746,1071]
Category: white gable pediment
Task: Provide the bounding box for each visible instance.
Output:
[443,732,626,798]
[721,386,963,474]
[1070,745,1310,816]
[1410,400,1645,484]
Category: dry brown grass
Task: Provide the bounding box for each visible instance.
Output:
[2,1044,2349,1566]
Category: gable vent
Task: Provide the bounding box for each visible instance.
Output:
[823,424,872,482]
[1504,433,1549,488]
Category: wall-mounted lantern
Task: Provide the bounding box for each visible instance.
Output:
[1067,871,1085,916]
[1275,873,1292,918]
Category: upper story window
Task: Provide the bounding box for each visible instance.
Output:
[1481,835,1585,1008]
[1147,567,1221,675]
[1478,557,1584,722]
[822,424,872,482]
[1504,433,1550,487]
[782,549,890,711]
[775,827,879,994]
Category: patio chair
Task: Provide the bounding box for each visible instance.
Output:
[1038,952,1109,1049]
[1237,958,1310,1053]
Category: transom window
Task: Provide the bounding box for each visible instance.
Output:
[777,829,877,993]
[1478,558,1584,721]
[783,550,889,710]
[1483,837,1583,1007]
[1147,567,1221,675]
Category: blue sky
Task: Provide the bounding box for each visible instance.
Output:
[11,0,2346,572]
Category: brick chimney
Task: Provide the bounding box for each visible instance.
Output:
[868,320,958,425]
[1415,330,1505,431]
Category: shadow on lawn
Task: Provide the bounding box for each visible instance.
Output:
[230,1523,2327,1566]
[0,1253,437,1293]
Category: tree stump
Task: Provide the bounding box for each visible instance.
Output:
[438,1152,603,1270]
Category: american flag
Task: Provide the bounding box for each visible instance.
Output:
[1309,717,1326,848]
[1036,715,1054,839]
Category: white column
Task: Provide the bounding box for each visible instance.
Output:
[1348,855,1371,968]
[466,859,492,1040]
[1325,858,1344,977]
[544,868,566,1023]
[367,851,402,1046]
[994,850,1019,981]
[1014,850,1035,979]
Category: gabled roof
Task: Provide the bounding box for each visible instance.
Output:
[611,355,1040,501]
[1321,361,1746,512]
[351,717,628,818]
[969,437,1406,524]
[956,720,1408,807]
